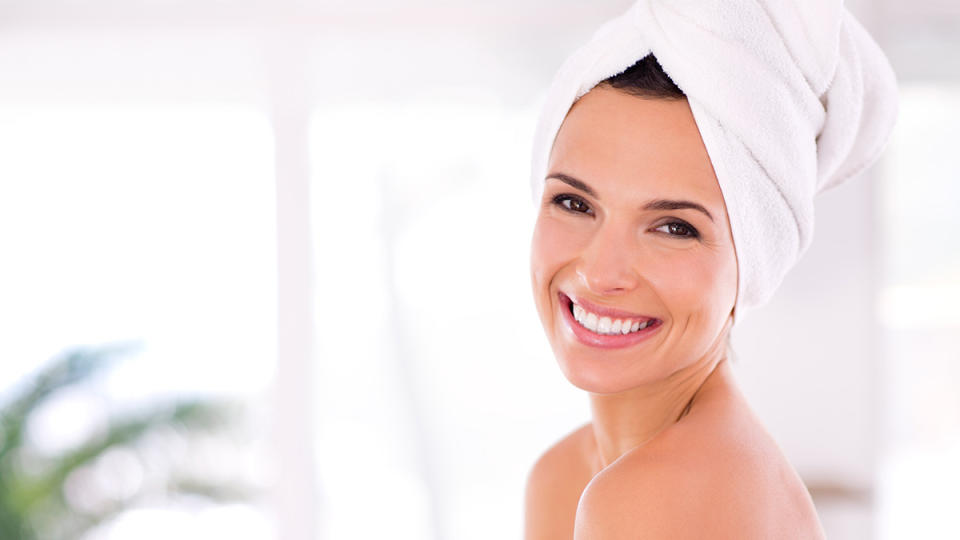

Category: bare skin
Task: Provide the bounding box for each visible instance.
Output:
[525,357,825,539]
[525,85,826,538]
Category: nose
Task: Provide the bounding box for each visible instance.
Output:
[575,221,641,296]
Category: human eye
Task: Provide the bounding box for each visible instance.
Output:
[551,193,594,216]
[653,220,700,239]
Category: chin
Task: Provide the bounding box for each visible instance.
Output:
[554,350,653,395]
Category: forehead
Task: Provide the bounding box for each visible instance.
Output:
[547,85,725,212]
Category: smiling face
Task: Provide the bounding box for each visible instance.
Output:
[530,84,739,394]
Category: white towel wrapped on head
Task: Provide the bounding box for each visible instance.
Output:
[530,0,899,324]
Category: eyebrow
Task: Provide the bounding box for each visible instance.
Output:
[545,172,715,223]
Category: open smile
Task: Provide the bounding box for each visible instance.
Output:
[558,291,662,349]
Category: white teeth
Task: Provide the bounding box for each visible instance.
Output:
[598,317,612,333]
[585,312,598,332]
[571,301,654,336]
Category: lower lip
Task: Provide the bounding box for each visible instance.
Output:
[558,292,662,349]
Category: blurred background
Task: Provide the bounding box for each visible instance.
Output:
[0,0,956,538]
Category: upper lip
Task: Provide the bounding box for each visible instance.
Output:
[561,291,658,322]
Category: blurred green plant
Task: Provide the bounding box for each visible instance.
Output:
[0,343,255,540]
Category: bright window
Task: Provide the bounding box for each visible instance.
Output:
[876,83,960,540]
[0,103,277,540]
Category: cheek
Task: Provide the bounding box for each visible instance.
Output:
[530,214,584,304]
[642,246,737,317]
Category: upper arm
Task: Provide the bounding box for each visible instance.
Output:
[523,446,554,521]
[523,449,556,539]
[524,424,594,540]
[573,456,767,540]
[524,444,578,540]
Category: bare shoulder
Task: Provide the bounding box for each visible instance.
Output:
[525,422,598,540]
[527,421,596,475]
[574,393,826,539]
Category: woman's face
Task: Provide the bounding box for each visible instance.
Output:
[530,85,738,394]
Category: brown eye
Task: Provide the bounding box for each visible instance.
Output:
[654,221,700,238]
[552,194,593,215]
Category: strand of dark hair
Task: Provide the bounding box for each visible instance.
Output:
[599,53,686,100]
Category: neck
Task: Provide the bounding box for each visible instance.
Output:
[587,329,732,469]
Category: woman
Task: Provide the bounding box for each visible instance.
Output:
[523,1,898,538]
